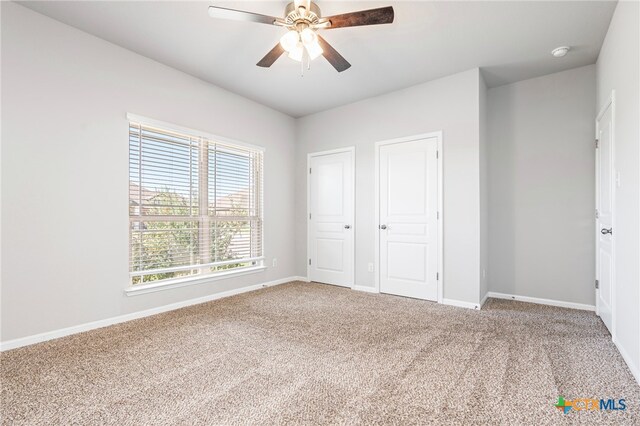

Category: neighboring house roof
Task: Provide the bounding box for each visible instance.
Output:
[129,182,163,206]
[213,188,250,213]
[130,182,253,212]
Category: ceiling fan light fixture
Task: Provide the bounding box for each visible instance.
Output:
[305,40,323,60]
[280,30,300,52]
[288,43,304,62]
[300,27,317,45]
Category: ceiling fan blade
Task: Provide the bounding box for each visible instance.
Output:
[317,35,351,72]
[208,6,280,26]
[257,44,286,68]
[323,6,394,29]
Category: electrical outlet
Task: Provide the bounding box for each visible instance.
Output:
[482,269,486,279]
[272,258,278,267]
[368,263,374,273]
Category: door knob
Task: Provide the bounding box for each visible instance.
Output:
[601,228,613,235]
[380,225,387,230]
[344,225,351,229]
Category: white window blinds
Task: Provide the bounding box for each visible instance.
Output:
[129,120,263,285]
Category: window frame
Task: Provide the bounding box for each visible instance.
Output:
[125,114,265,296]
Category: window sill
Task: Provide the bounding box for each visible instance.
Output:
[124,266,267,296]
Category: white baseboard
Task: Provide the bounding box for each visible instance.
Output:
[0,276,298,352]
[294,276,310,282]
[480,292,489,308]
[486,292,595,311]
[442,298,481,310]
[353,285,379,293]
[614,339,640,386]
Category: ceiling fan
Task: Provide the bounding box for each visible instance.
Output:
[208,1,394,72]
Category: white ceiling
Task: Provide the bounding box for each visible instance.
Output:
[19,1,616,117]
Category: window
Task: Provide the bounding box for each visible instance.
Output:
[128,118,263,287]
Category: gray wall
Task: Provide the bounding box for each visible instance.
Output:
[3,1,634,359]
[596,1,640,380]
[479,74,489,302]
[487,65,596,305]
[295,69,482,304]
[1,3,297,342]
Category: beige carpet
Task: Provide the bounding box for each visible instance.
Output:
[1,281,639,425]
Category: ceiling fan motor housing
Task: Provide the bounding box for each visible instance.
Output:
[285,2,322,26]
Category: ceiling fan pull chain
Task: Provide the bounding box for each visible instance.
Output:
[301,48,309,77]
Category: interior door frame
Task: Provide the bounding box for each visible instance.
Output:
[306,147,356,288]
[595,90,616,340]
[374,132,444,302]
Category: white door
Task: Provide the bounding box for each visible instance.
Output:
[596,101,614,333]
[308,149,354,287]
[379,138,438,301]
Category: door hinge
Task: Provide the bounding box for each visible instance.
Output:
[437,211,440,220]
[595,209,599,219]
[309,167,312,174]
[595,279,599,289]
[309,213,311,219]
[595,139,599,149]
[436,151,439,159]
[437,272,439,280]
[309,259,311,265]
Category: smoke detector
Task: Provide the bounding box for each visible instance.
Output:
[551,46,571,58]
